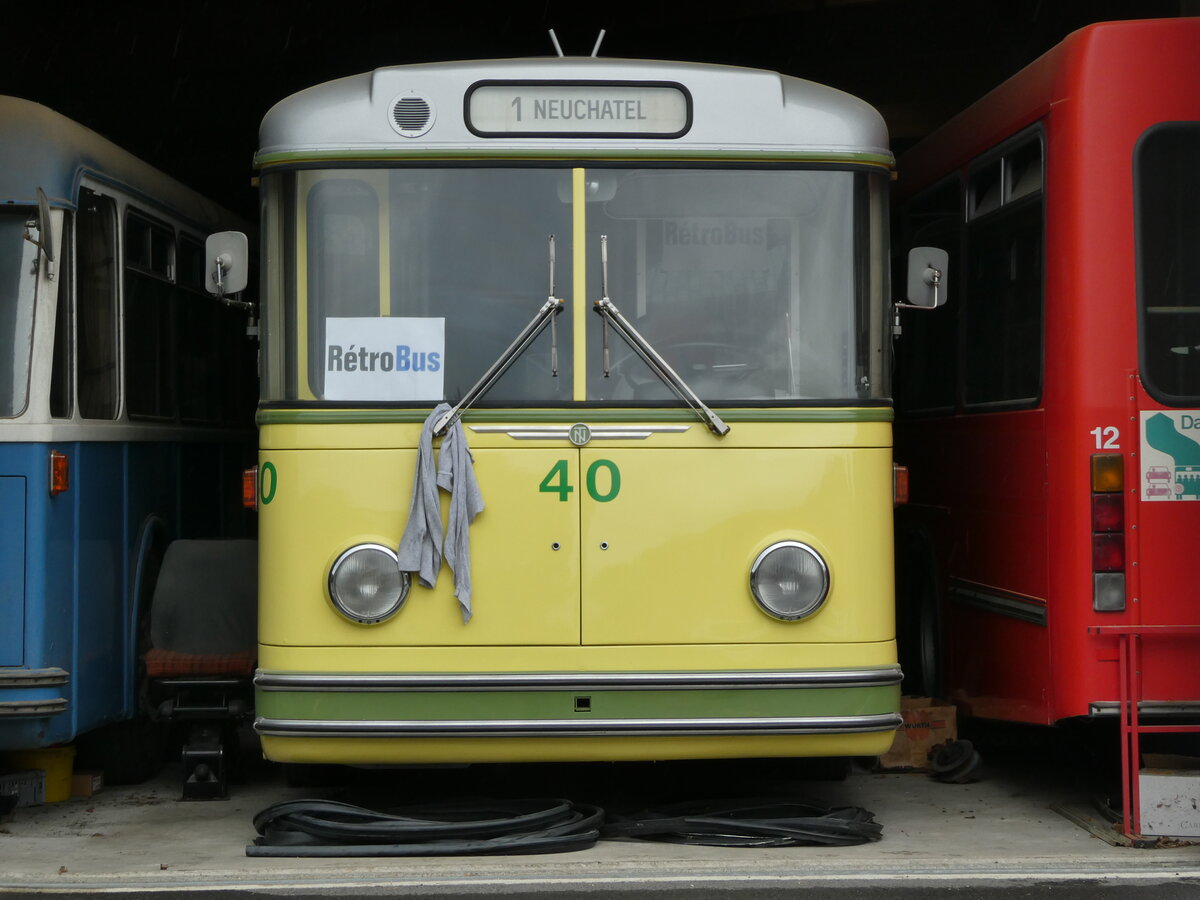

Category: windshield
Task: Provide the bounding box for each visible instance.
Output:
[263,166,888,406]
[1,210,35,418]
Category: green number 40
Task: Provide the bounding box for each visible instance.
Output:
[540,459,621,502]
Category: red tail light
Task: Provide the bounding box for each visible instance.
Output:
[893,463,909,506]
[1091,493,1124,532]
[1091,453,1126,611]
[1092,533,1125,572]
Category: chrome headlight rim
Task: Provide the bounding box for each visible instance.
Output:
[328,543,410,625]
[749,540,830,622]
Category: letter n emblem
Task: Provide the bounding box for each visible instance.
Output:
[569,423,591,447]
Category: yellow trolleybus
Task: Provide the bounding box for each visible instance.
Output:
[244,53,906,764]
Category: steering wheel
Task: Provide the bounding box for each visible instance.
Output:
[604,341,761,400]
[609,341,759,380]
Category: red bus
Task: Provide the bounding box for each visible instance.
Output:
[893,18,1200,737]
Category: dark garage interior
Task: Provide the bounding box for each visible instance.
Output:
[3,0,1195,218]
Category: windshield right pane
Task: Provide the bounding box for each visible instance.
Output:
[1138,122,1200,405]
[585,169,868,402]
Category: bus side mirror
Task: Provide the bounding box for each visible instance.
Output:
[205,231,248,298]
[24,187,58,280]
[903,247,949,309]
[35,187,56,263]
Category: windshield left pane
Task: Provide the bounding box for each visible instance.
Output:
[296,168,573,405]
[1,211,35,418]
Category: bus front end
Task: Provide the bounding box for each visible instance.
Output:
[252,59,901,764]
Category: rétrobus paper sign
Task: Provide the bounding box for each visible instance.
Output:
[467,82,690,137]
[325,317,444,401]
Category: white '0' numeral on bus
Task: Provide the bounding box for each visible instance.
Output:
[1090,426,1120,450]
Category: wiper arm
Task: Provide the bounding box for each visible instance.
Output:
[592,235,730,437]
[433,236,564,437]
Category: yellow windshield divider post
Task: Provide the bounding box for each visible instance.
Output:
[296,174,313,400]
[573,168,587,401]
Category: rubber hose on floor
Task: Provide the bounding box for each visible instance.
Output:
[601,799,883,847]
[246,797,604,857]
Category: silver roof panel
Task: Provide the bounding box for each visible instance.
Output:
[258,57,890,163]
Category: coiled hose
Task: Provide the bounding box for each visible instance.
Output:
[246,796,881,856]
[602,799,883,847]
[246,797,604,857]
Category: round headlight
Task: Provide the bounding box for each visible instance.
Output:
[328,543,410,624]
[749,541,829,621]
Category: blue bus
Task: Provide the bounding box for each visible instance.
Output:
[0,96,256,782]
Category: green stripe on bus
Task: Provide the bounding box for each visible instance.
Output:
[254,149,894,168]
[256,407,894,426]
[256,684,899,721]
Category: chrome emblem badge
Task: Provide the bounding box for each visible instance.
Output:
[568,423,592,447]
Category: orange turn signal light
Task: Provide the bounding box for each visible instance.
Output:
[242,467,258,510]
[49,450,69,497]
[1091,453,1123,493]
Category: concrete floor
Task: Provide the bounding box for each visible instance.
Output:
[2,726,1200,896]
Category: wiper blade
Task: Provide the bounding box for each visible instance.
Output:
[592,235,730,437]
[433,236,564,437]
[594,297,730,437]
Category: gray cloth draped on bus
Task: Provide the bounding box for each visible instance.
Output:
[396,403,485,622]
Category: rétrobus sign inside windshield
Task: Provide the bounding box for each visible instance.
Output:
[466,81,691,137]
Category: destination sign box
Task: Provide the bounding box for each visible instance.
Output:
[467,81,690,137]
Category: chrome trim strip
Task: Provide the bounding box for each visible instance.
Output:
[949,580,1047,626]
[254,666,904,692]
[158,677,252,688]
[0,422,249,444]
[1090,701,1200,718]
[255,712,904,738]
[0,698,69,717]
[259,408,892,427]
[0,668,69,687]
[469,424,690,440]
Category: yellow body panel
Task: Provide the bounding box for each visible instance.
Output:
[258,418,893,649]
[259,444,581,646]
[579,446,893,644]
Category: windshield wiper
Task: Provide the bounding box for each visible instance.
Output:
[592,235,730,437]
[433,236,564,437]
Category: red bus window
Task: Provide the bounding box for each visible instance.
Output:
[1136,122,1200,406]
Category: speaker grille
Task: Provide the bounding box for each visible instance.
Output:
[392,97,433,136]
